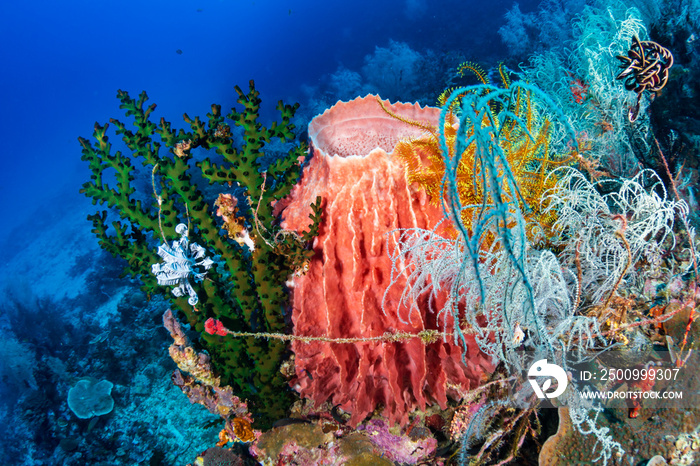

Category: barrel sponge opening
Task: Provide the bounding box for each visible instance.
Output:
[67,379,115,419]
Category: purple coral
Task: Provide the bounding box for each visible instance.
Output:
[357,419,437,464]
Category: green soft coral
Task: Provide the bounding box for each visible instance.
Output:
[79,81,319,425]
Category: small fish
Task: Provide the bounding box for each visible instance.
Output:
[176,49,183,55]
[331,404,349,424]
[434,441,458,458]
[89,331,109,344]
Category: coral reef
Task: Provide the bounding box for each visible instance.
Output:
[519,3,670,179]
[390,72,697,463]
[75,3,700,463]
[538,257,700,465]
[498,3,538,57]
[0,279,225,464]
[280,95,494,427]
[389,83,591,372]
[80,81,321,424]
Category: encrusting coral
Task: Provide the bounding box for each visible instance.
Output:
[80,81,321,424]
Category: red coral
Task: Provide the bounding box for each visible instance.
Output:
[281,96,494,427]
[205,318,228,336]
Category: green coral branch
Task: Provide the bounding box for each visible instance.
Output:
[80,81,321,425]
[197,81,299,193]
[79,125,158,231]
[302,196,323,243]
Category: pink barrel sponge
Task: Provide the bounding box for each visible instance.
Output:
[281,95,494,427]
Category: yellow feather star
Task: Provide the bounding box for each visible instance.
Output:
[380,83,570,244]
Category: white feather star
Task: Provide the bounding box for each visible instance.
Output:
[151,223,214,305]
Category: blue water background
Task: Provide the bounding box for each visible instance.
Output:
[0,0,531,240]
